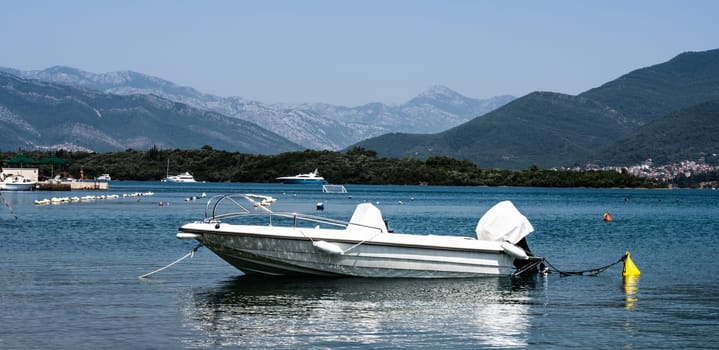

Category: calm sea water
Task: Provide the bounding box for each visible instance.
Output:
[1,182,718,349]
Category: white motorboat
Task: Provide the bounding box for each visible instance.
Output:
[0,173,37,191]
[163,172,196,183]
[276,169,328,184]
[177,194,544,278]
[95,173,111,182]
[161,159,196,183]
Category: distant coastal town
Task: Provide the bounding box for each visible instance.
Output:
[576,157,719,188]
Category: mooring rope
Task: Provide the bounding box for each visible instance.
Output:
[0,193,18,220]
[543,254,626,277]
[342,229,386,254]
[512,257,546,277]
[138,244,202,279]
[297,229,316,243]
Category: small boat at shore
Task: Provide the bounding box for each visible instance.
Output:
[177,194,544,278]
[0,173,37,191]
[276,169,328,184]
[95,173,111,182]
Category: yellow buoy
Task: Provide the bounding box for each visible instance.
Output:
[622,251,640,277]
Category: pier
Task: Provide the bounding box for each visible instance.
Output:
[3,167,108,191]
[37,181,108,191]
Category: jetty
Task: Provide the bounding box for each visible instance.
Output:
[3,167,107,191]
[37,181,108,191]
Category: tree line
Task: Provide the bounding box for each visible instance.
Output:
[1,146,665,188]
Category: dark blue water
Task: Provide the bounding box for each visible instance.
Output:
[1,182,718,349]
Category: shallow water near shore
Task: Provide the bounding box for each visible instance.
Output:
[1,182,718,349]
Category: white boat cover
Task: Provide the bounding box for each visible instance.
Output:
[348,203,389,234]
[475,201,534,243]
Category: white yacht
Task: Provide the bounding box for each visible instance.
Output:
[276,169,327,184]
[162,172,196,183]
[161,159,196,183]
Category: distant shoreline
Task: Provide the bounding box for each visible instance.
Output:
[2,148,668,189]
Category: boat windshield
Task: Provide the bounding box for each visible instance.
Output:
[348,203,388,233]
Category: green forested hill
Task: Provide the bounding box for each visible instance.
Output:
[581,49,719,123]
[352,48,719,169]
[0,148,663,188]
[591,101,719,166]
[354,92,637,169]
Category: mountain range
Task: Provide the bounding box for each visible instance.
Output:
[2,48,718,169]
[354,48,719,169]
[0,72,301,153]
[0,66,514,151]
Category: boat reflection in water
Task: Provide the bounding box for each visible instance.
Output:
[178,276,536,348]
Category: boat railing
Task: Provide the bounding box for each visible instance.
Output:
[202,194,384,232]
[322,184,348,193]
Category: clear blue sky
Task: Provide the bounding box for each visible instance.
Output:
[2,0,717,106]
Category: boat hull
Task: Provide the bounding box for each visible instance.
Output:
[0,182,36,191]
[163,179,196,183]
[180,224,517,278]
[278,179,327,185]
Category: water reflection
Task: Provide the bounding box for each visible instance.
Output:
[622,275,640,349]
[179,276,536,348]
[623,275,640,311]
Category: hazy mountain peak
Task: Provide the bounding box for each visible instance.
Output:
[417,85,463,99]
[34,66,90,84]
[44,65,81,74]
